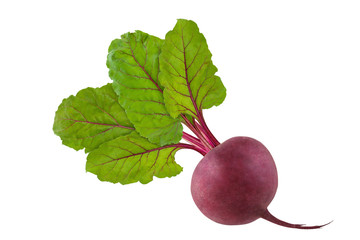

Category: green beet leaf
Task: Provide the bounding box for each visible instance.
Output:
[159,19,226,120]
[86,131,183,184]
[107,31,183,146]
[53,84,134,153]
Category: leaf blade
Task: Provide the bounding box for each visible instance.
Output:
[107,31,183,146]
[159,19,226,119]
[86,132,183,184]
[53,84,134,152]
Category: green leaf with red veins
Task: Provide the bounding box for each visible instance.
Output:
[86,132,183,184]
[53,84,134,153]
[107,31,183,146]
[159,19,226,120]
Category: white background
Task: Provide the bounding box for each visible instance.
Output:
[1,0,359,239]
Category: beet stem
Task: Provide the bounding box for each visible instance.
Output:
[261,209,332,229]
[181,115,212,152]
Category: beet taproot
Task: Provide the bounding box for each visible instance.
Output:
[191,137,330,229]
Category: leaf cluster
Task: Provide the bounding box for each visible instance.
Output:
[53,19,226,184]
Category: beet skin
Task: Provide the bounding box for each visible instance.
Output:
[191,137,330,229]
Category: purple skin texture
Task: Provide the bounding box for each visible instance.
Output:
[191,137,330,229]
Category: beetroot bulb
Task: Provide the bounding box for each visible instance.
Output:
[191,137,330,229]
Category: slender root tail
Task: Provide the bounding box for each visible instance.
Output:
[261,209,333,229]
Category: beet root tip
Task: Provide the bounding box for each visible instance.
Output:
[261,209,332,229]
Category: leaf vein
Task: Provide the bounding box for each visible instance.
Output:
[115,80,159,91]
[128,111,170,117]
[187,44,202,70]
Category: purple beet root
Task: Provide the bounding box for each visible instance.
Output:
[191,137,330,229]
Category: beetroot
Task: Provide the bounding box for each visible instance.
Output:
[54,19,331,230]
[191,137,330,229]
